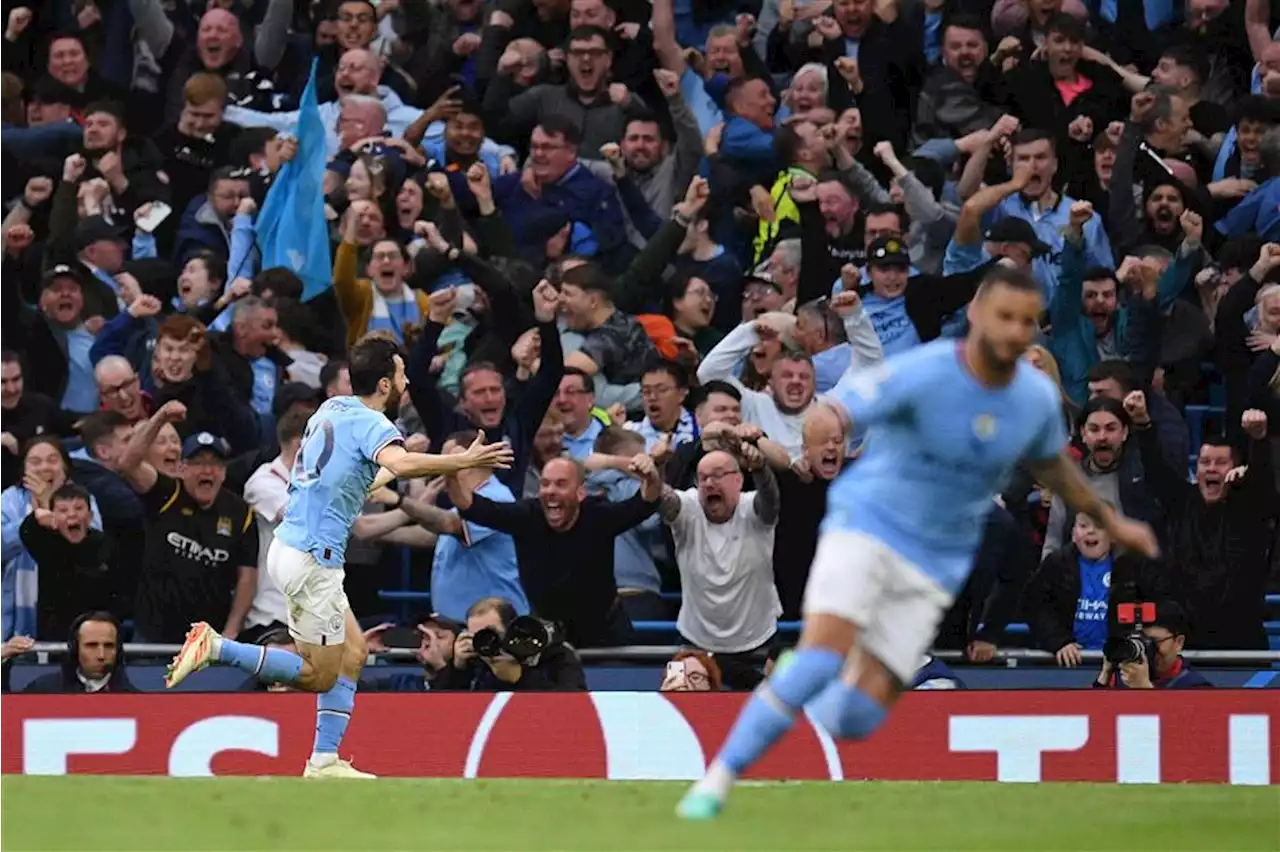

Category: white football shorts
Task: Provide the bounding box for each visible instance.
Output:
[802,529,954,683]
[266,538,349,646]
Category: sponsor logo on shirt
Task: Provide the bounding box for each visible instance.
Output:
[166,532,231,565]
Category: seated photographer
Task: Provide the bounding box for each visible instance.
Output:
[361,614,466,692]
[434,597,587,692]
[1025,509,1168,668]
[1093,602,1212,690]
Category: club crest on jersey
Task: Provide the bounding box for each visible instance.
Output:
[971,414,997,442]
[217,516,233,537]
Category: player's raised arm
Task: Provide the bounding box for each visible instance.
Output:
[1024,451,1160,558]
[375,431,514,480]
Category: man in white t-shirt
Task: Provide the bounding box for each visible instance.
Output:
[239,410,307,640]
[659,447,781,689]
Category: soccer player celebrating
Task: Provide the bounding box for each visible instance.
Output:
[677,261,1159,819]
[164,333,513,778]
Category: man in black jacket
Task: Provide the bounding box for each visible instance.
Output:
[1129,397,1279,650]
[22,611,135,693]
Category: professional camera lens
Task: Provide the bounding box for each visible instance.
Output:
[472,627,504,658]
[1102,635,1145,665]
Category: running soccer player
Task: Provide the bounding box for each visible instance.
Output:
[165,333,513,778]
[677,261,1160,818]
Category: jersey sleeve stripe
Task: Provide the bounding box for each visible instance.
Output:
[242,507,255,534]
[372,435,405,461]
[158,480,182,514]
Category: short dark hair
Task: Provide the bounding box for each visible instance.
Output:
[254,267,305,300]
[1087,359,1137,392]
[1,349,21,368]
[568,24,612,46]
[276,407,311,445]
[319,359,348,393]
[942,12,986,38]
[862,201,908,231]
[1148,600,1190,637]
[348,333,404,396]
[643,358,690,389]
[1082,266,1118,285]
[774,123,807,167]
[78,410,130,456]
[560,261,615,302]
[186,249,227,287]
[447,428,481,448]
[1159,43,1209,87]
[536,115,583,147]
[976,265,1039,297]
[1011,126,1056,152]
[459,361,503,397]
[1200,433,1240,463]
[696,379,742,406]
[83,99,126,126]
[1044,11,1085,42]
[562,365,594,394]
[1237,94,1280,127]
[50,482,91,507]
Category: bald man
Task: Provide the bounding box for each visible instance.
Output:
[154,5,292,123]
[221,48,423,156]
[94,356,151,423]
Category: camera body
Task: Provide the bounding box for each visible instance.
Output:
[1102,602,1158,673]
[472,616,561,662]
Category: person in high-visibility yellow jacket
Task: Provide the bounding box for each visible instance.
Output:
[752,166,817,265]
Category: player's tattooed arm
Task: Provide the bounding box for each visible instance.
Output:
[399,495,464,536]
[658,485,682,522]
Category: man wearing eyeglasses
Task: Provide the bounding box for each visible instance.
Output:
[660,445,782,689]
[1094,602,1211,689]
[94,356,151,425]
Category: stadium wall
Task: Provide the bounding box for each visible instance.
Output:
[2,691,1275,784]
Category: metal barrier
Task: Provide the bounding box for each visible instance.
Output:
[22,642,1280,666]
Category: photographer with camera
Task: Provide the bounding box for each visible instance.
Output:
[1094,601,1212,690]
[435,597,587,692]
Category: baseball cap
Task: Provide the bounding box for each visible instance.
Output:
[74,215,128,251]
[40,263,85,290]
[181,432,232,461]
[416,612,465,634]
[742,270,781,293]
[866,236,910,268]
[983,218,1051,257]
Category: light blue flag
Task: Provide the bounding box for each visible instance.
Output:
[256,59,332,301]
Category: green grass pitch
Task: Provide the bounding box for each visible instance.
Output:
[3,777,1277,851]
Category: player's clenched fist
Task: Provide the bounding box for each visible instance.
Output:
[1122,390,1148,426]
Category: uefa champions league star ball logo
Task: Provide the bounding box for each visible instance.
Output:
[971,414,998,442]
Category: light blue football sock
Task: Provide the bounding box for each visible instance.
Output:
[717,647,843,774]
[809,680,888,740]
[314,676,357,754]
[215,639,304,684]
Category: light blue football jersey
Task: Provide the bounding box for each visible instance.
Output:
[824,340,1066,594]
[274,396,403,567]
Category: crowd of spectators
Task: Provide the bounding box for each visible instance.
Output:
[2,0,1279,694]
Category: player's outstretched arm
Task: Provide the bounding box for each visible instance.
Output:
[375,432,514,480]
[367,467,397,495]
[1025,452,1161,559]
